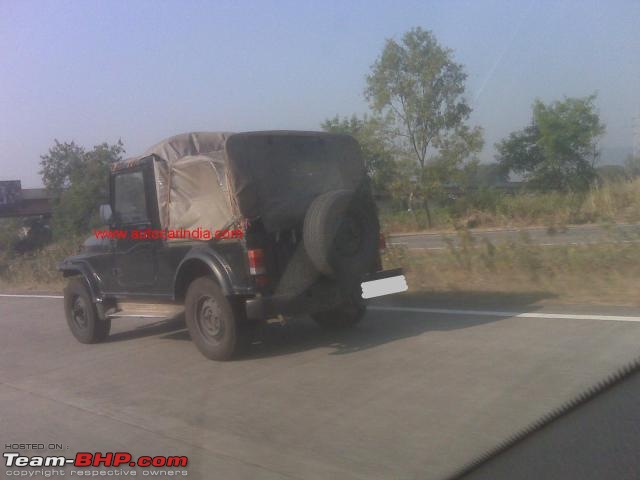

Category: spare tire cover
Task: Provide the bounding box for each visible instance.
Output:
[303,189,379,277]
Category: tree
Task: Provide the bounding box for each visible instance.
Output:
[39,140,85,197]
[365,27,479,226]
[624,155,640,178]
[321,114,397,195]
[40,140,125,238]
[400,124,484,214]
[428,125,484,191]
[497,95,605,192]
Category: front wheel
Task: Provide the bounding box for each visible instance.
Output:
[185,276,246,360]
[64,278,111,344]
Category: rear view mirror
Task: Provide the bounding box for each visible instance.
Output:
[99,204,113,225]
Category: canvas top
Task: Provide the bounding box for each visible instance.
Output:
[114,131,365,236]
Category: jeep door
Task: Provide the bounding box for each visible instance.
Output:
[111,166,158,293]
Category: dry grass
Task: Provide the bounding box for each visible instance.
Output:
[0,237,83,292]
[383,228,640,306]
[380,178,640,233]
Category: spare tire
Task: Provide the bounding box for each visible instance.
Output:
[303,189,379,277]
[275,242,320,296]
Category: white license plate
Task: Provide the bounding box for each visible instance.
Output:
[361,275,408,299]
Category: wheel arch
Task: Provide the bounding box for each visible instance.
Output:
[173,252,233,302]
[60,262,102,303]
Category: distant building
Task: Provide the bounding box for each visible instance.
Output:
[0,180,22,206]
[0,181,55,218]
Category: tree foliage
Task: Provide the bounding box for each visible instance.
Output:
[40,140,125,238]
[39,141,85,197]
[321,114,397,195]
[365,27,472,169]
[497,95,605,192]
[411,125,484,205]
[363,27,481,226]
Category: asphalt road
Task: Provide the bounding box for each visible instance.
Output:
[2,293,640,479]
[389,223,640,250]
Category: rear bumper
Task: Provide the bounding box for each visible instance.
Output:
[361,267,404,282]
[245,268,405,320]
[245,281,343,321]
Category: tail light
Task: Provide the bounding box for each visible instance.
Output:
[247,248,266,275]
[379,233,387,252]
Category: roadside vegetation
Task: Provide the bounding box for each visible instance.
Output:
[383,228,640,306]
[0,139,123,291]
[380,177,640,232]
[1,25,639,305]
[5,224,640,306]
[0,236,81,291]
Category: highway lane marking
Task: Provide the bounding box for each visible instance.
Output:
[369,306,640,322]
[2,295,640,323]
[389,240,640,249]
[0,294,63,299]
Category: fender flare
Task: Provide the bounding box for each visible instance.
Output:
[173,249,234,300]
[58,260,103,303]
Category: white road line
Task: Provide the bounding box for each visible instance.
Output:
[369,306,640,323]
[389,240,639,249]
[0,294,63,299]
[2,294,639,323]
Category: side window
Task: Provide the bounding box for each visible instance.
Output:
[113,170,148,225]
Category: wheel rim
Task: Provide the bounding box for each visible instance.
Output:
[335,213,363,256]
[71,296,89,330]
[195,295,225,343]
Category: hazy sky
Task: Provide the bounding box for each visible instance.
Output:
[1,0,639,187]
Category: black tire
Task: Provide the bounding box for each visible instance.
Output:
[64,277,111,344]
[303,189,379,278]
[274,242,319,295]
[312,299,367,329]
[185,276,246,361]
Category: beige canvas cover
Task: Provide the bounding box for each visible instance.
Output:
[123,131,366,239]
[134,132,236,236]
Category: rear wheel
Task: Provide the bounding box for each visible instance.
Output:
[64,278,111,343]
[185,276,246,360]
